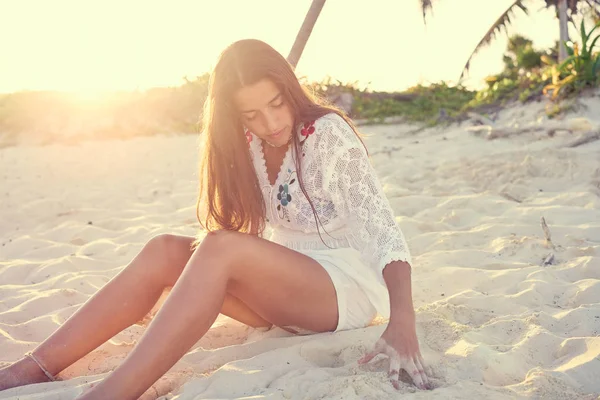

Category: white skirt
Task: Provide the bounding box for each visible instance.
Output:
[312,248,378,332]
[269,229,390,334]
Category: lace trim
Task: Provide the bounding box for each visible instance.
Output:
[254,134,294,188]
[379,252,413,276]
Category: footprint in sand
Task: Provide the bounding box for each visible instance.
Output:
[70,238,87,246]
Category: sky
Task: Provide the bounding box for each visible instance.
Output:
[0,0,572,95]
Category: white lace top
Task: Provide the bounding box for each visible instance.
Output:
[248,113,412,317]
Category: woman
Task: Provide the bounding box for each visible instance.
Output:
[0,39,431,398]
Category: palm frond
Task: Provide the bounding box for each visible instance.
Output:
[544,0,600,13]
[544,0,578,12]
[565,1,600,30]
[545,0,600,23]
[459,0,529,80]
[582,0,600,20]
[420,0,434,22]
[580,0,600,11]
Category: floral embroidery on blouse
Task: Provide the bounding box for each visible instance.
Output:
[277,183,292,206]
[276,168,297,222]
[272,120,315,221]
[299,120,316,157]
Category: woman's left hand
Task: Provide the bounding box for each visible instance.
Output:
[358,316,431,390]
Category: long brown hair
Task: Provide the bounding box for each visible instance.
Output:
[193,39,364,248]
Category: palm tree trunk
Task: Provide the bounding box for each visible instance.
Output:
[558,0,569,61]
[287,0,326,69]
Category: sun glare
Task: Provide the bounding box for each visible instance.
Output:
[0,0,562,94]
[68,90,113,103]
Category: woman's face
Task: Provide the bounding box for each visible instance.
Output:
[234,78,294,147]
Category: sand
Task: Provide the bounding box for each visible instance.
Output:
[1,97,599,399]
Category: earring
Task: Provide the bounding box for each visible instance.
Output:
[244,127,252,146]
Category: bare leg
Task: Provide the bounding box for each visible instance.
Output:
[0,234,271,391]
[78,230,339,399]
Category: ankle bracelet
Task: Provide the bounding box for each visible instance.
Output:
[25,352,56,382]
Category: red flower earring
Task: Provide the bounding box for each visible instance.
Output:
[244,128,252,146]
[301,121,315,137]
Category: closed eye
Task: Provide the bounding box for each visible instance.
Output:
[244,113,257,121]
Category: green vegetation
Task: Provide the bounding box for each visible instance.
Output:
[1,21,599,146]
[0,75,209,145]
[351,84,476,126]
[302,77,476,125]
[345,20,600,123]
[420,0,600,80]
[544,20,600,99]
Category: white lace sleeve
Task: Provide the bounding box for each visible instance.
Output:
[320,114,412,282]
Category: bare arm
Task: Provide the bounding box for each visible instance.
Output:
[383,260,414,323]
[359,254,431,390]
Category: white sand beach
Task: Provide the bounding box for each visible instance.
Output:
[1,98,599,399]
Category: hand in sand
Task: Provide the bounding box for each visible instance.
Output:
[358,322,432,390]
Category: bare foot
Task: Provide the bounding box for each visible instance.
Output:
[0,356,54,391]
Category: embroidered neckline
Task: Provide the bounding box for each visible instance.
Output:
[255,139,293,188]
[252,120,315,188]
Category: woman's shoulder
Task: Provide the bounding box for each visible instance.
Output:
[301,112,359,150]
[314,112,350,131]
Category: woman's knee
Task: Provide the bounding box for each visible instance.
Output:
[198,230,236,251]
[195,230,244,265]
[144,234,195,285]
